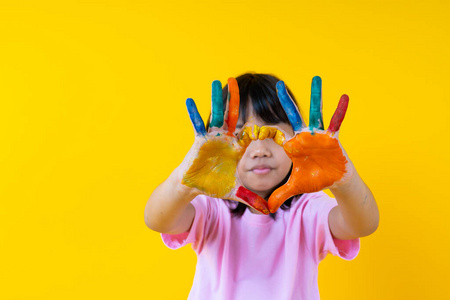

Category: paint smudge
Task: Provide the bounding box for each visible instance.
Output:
[182,138,242,197]
[269,131,347,213]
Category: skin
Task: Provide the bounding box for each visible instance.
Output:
[144,78,270,235]
[265,78,379,238]
[268,79,351,213]
[234,104,294,214]
[145,77,379,240]
[181,78,269,213]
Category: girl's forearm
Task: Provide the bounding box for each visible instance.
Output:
[329,165,379,238]
[145,170,198,234]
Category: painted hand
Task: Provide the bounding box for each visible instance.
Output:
[266,76,352,213]
[181,78,270,214]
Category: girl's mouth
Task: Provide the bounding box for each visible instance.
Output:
[251,166,272,175]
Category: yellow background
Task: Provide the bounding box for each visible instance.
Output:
[1,0,449,299]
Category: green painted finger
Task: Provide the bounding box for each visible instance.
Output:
[309,76,324,130]
[210,80,224,128]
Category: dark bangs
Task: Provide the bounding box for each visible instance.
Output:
[222,73,298,126]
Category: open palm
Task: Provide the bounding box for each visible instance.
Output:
[180,78,269,214]
[267,77,352,213]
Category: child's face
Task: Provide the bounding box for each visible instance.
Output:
[236,108,295,199]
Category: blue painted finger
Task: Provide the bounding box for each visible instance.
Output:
[210,80,224,128]
[186,98,207,136]
[309,76,324,130]
[276,81,304,132]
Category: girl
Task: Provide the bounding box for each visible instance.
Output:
[145,73,379,299]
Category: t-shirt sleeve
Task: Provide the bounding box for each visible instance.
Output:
[160,195,217,253]
[303,192,360,263]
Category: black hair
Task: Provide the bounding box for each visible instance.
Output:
[224,73,300,126]
[209,73,304,220]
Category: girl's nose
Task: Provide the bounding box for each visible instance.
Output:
[247,139,272,158]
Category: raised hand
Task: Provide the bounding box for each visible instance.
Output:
[266,76,351,213]
[180,78,270,214]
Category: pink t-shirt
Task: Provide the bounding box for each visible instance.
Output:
[161,191,360,300]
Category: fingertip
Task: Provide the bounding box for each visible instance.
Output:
[227,77,238,89]
[186,97,207,136]
[328,94,350,133]
[276,80,286,91]
[276,81,289,100]
[311,76,322,94]
[226,77,240,134]
[340,94,349,105]
[210,80,224,128]
[338,94,349,111]
[212,80,222,92]
[227,78,239,99]
[312,76,322,84]
[186,97,194,107]
[228,77,236,83]
[276,81,303,132]
[268,202,280,214]
[311,76,322,93]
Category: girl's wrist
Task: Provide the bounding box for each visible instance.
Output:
[168,168,201,204]
[328,161,357,195]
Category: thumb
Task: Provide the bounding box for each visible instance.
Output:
[268,182,299,213]
[231,186,270,215]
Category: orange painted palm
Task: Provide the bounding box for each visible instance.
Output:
[266,77,351,213]
[180,78,269,214]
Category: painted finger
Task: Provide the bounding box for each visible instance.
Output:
[210,80,224,128]
[309,76,324,131]
[186,98,207,136]
[182,138,240,194]
[259,126,286,146]
[235,186,270,215]
[276,81,305,132]
[268,182,299,213]
[225,77,240,135]
[237,125,260,148]
[327,94,349,134]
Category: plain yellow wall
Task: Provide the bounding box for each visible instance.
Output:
[1,0,449,299]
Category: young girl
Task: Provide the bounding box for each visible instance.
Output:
[145,73,379,299]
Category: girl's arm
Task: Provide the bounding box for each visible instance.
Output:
[144,166,198,235]
[145,78,271,234]
[267,77,380,239]
[328,163,379,240]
